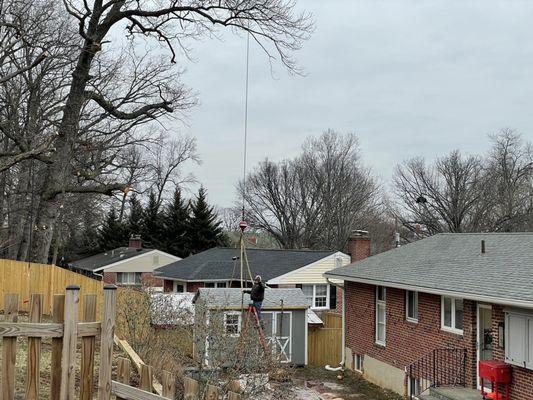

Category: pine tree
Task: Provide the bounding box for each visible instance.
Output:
[126,193,144,237]
[188,187,227,254]
[142,191,164,248]
[97,208,128,251]
[162,188,191,257]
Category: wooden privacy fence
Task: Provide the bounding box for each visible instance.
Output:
[0,285,243,400]
[0,258,103,317]
[308,312,342,366]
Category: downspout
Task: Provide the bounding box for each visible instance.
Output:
[325,278,345,372]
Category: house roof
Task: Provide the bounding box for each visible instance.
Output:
[70,247,153,272]
[193,288,309,310]
[325,233,533,307]
[155,247,336,282]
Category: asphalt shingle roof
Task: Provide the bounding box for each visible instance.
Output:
[70,247,152,271]
[155,247,335,282]
[325,233,533,305]
[193,288,309,310]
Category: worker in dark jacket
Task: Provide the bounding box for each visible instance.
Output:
[244,275,266,320]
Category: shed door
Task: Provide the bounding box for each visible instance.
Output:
[271,312,292,363]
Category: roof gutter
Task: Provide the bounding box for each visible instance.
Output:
[325,273,533,310]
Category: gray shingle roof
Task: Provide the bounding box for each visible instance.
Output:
[155,247,335,282]
[193,288,309,310]
[70,247,152,271]
[325,233,533,306]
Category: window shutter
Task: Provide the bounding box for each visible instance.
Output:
[506,313,527,365]
[135,273,142,285]
[330,285,337,310]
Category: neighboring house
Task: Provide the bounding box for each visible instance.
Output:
[69,236,181,287]
[154,244,363,312]
[192,288,309,366]
[325,233,533,400]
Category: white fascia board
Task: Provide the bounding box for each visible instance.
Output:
[325,272,533,310]
[266,251,350,285]
[93,249,181,272]
[158,278,233,283]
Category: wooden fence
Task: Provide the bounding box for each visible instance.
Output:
[308,312,342,366]
[0,286,243,400]
[0,258,103,317]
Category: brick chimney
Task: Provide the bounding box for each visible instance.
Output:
[128,235,142,249]
[347,230,371,263]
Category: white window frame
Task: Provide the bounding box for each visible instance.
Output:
[355,354,363,372]
[118,272,140,285]
[223,312,241,337]
[441,296,464,335]
[301,284,330,310]
[173,281,187,293]
[375,286,386,346]
[406,290,419,323]
[204,281,228,288]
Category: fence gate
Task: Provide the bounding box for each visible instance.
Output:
[0,285,179,400]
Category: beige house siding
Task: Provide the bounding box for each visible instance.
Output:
[267,252,350,285]
[103,251,179,273]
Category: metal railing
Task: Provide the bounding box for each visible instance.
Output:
[406,348,467,399]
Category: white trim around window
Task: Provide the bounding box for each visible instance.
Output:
[406,290,419,323]
[173,281,187,293]
[223,311,241,337]
[204,281,229,288]
[301,284,330,310]
[441,296,464,335]
[375,286,386,346]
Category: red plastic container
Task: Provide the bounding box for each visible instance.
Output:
[479,360,512,400]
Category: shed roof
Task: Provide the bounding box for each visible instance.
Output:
[155,247,336,282]
[192,288,309,310]
[325,233,533,307]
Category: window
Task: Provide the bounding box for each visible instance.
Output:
[408,377,421,397]
[406,291,418,322]
[355,354,363,372]
[173,282,185,293]
[224,313,241,335]
[204,282,227,288]
[117,272,141,285]
[301,284,330,309]
[375,286,386,345]
[441,296,463,334]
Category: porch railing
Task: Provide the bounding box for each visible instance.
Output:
[405,347,467,399]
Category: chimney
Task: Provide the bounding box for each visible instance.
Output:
[129,235,142,249]
[347,230,371,263]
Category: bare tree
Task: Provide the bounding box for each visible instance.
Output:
[240,131,379,250]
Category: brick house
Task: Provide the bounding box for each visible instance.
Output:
[325,233,533,400]
[69,236,181,287]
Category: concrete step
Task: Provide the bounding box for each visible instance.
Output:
[429,387,483,400]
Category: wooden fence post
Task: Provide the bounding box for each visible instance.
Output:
[26,293,43,400]
[2,293,18,400]
[140,364,154,393]
[80,294,97,400]
[161,371,176,399]
[116,357,131,400]
[206,384,221,400]
[98,285,117,400]
[51,295,65,400]
[183,377,200,400]
[60,286,80,400]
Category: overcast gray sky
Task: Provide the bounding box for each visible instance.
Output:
[177,0,533,207]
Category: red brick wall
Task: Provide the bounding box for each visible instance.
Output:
[163,279,174,292]
[103,272,117,284]
[140,272,163,287]
[491,305,533,400]
[345,282,477,388]
[186,282,204,293]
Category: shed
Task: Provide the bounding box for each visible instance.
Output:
[192,288,309,366]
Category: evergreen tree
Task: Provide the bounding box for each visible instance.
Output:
[126,193,144,237]
[97,208,128,251]
[142,191,165,248]
[188,187,227,254]
[162,188,191,257]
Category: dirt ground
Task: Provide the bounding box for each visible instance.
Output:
[288,367,403,400]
